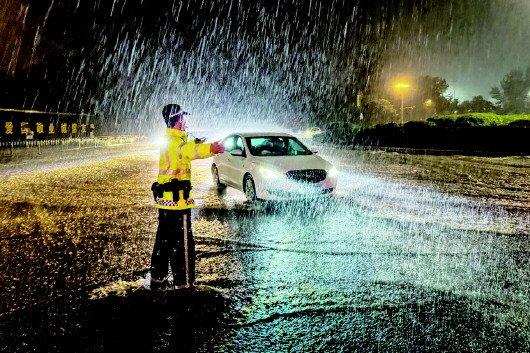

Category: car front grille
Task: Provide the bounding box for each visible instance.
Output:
[286,169,327,183]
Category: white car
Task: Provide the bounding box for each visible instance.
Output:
[211,132,337,201]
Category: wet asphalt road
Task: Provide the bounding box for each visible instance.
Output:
[1,144,529,352]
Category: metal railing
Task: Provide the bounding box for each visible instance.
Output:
[0,136,145,160]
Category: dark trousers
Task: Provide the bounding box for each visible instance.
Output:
[150,209,195,287]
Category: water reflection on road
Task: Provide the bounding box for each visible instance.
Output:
[190,158,530,352]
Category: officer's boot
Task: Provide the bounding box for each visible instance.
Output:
[150,277,169,291]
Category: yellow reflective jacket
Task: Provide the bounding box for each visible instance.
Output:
[155,128,214,210]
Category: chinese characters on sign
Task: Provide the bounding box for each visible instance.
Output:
[5,122,13,135]
[1,118,94,138]
[21,122,29,135]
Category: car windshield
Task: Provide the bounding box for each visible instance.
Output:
[246,136,313,156]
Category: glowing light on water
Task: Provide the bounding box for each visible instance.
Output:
[202,148,530,334]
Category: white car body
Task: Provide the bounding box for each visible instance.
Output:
[212,132,337,201]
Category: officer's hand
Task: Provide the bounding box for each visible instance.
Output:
[210,141,225,154]
[195,137,206,144]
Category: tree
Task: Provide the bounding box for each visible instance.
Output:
[415,76,452,114]
[458,96,496,113]
[490,67,530,114]
[384,75,452,121]
[363,98,397,125]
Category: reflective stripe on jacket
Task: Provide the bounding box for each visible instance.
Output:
[156,128,214,210]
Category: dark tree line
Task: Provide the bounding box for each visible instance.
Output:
[361,67,530,126]
[490,67,530,114]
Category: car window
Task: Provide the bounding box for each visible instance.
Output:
[235,136,245,151]
[246,136,312,156]
[223,135,235,152]
[288,138,309,155]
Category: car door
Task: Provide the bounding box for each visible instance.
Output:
[218,134,245,187]
[216,135,234,183]
[223,135,247,188]
[228,135,248,189]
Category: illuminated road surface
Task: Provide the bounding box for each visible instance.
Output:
[0,145,529,352]
[193,156,529,352]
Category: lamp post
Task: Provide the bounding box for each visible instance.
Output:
[393,81,410,124]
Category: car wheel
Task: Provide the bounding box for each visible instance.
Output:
[211,165,226,190]
[243,174,257,202]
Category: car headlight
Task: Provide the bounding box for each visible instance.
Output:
[260,167,284,179]
[328,167,338,178]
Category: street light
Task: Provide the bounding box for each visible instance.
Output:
[393,81,410,124]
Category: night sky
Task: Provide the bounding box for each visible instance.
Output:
[0,0,528,127]
[389,0,530,100]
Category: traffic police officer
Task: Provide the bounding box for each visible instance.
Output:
[150,104,224,290]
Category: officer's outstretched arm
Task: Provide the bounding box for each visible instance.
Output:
[181,141,215,160]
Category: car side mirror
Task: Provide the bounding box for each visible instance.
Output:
[230,148,244,157]
[312,150,318,154]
